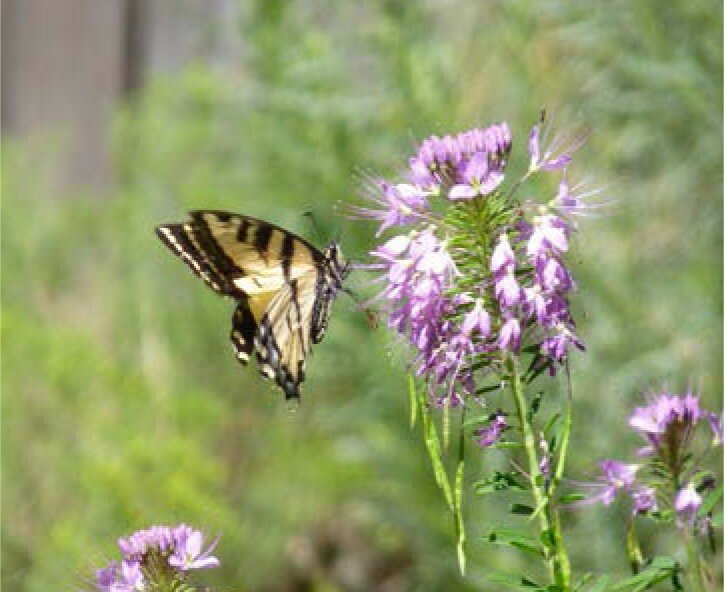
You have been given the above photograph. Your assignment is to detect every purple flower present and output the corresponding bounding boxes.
[95,560,143,592]
[409,134,462,188]
[541,325,585,363]
[528,119,585,173]
[461,299,491,337]
[350,180,428,236]
[96,562,123,592]
[599,460,639,505]
[354,119,588,400]
[674,483,702,523]
[526,214,569,257]
[629,392,703,465]
[494,271,523,308]
[707,412,723,446]
[97,523,221,591]
[168,526,220,571]
[449,151,505,200]
[550,173,605,221]
[539,435,551,478]
[490,234,516,275]
[631,486,658,514]
[498,317,521,352]
[565,460,640,509]
[475,412,507,447]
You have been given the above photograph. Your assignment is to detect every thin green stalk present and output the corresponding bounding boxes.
[546,360,573,586]
[683,529,708,592]
[507,354,570,590]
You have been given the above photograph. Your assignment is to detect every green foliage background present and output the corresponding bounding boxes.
[2,1,722,590]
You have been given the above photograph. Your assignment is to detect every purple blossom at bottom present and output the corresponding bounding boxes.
[95,524,219,592]
[632,486,658,514]
[628,391,709,469]
[674,484,702,525]
[566,460,641,512]
[707,412,723,446]
[475,412,507,447]
[168,526,220,571]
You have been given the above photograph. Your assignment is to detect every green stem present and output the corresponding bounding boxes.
[684,528,708,592]
[507,354,571,590]
[547,361,573,586]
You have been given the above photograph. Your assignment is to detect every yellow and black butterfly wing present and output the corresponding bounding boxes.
[155,210,332,399]
[255,269,321,398]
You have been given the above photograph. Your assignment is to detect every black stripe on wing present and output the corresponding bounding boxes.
[155,224,230,295]
[188,211,247,281]
[230,298,257,366]
[254,279,307,400]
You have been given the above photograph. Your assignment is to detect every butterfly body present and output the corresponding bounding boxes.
[156,211,349,400]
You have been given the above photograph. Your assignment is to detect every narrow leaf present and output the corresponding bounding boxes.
[485,529,543,557]
[494,441,525,450]
[626,519,645,574]
[454,459,466,574]
[697,484,723,517]
[474,471,528,494]
[418,388,453,509]
[408,374,417,429]
[543,413,561,437]
[486,572,542,590]
[510,503,535,516]
[558,493,587,504]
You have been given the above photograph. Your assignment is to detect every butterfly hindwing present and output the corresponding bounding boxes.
[230,298,259,366]
[156,210,347,400]
[255,269,321,398]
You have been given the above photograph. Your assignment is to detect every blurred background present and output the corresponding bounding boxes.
[1,1,722,590]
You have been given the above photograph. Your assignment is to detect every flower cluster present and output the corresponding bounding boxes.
[94,524,219,591]
[353,119,587,411]
[577,391,722,526]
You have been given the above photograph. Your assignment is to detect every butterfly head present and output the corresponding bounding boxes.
[322,241,350,287]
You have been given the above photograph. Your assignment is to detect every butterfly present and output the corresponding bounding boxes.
[155,211,350,400]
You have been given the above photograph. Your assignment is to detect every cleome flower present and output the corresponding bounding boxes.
[94,524,220,592]
[571,389,721,532]
[353,117,588,403]
[628,390,705,471]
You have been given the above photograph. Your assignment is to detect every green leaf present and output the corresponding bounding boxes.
[475,383,502,395]
[408,374,417,429]
[454,459,466,575]
[626,519,645,574]
[486,572,542,590]
[572,573,593,591]
[462,413,489,428]
[697,484,723,517]
[474,471,528,494]
[540,528,555,552]
[443,396,451,450]
[584,575,610,592]
[524,354,551,384]
[493,441,525,449]
[543,413,561,437]
[485,529,543,557]
[609,556,679,591]
[558,493,587,504]
[418,386,453,510]
[510,503,535,516]
[528,390,543,421]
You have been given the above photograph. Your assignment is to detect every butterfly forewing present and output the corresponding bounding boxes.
[156,210,342,400]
